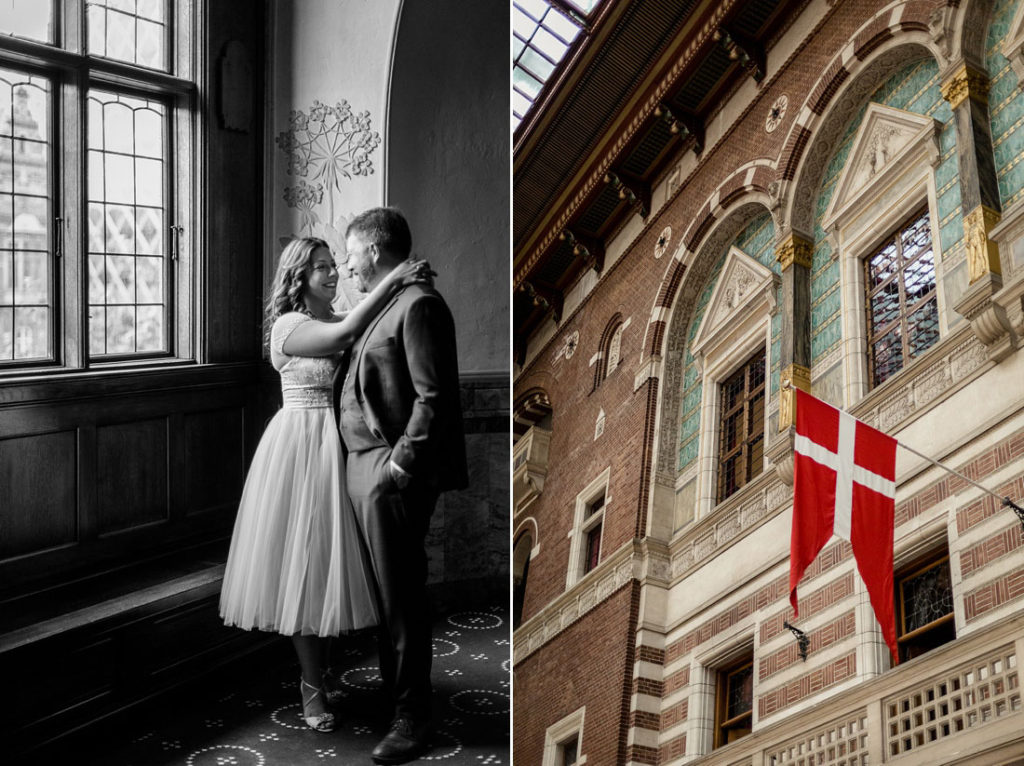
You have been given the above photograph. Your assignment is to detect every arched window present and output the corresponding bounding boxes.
[512,530,534,629]
[592,314,629,388]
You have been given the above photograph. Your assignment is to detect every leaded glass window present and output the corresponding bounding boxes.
[87,0,169,70]
[0,0,54,44]
[715,656,753,748]
[0,0,194,372]
[0,71,51,361]
[717,352,766,502]
[87,90,167,356]
[897,552,955,662]
[865,207,938,387]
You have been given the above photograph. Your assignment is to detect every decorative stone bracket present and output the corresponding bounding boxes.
[954,272,1021,362]
[766,426,796,487]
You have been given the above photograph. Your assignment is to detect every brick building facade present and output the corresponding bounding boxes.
[513,0,1024,763]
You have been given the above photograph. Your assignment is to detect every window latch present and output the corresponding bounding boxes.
[170,224,185,261]
[54,217,64,259]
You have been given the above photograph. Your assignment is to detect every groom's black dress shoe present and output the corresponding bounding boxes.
[371,716,431,764]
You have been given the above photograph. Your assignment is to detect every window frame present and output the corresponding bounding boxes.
[566,468,609,589]
[715,350,766,503]
[895,548,956,663]
[713,653,754,749]
[542,706,587,766]
[863,204,939,388]
[0,0,198,376]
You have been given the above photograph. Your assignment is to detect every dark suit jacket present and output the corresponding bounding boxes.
[340,284,468,492]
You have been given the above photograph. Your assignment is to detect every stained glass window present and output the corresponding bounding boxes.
[0,70,51,362]
[87,90,167,356]
[897,553,955,662]
[87,0,168,70]
[865,207,938,387]
[716,656,753,747]
[717,352,766,502]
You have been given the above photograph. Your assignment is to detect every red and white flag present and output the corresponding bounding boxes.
[788,388,899,663]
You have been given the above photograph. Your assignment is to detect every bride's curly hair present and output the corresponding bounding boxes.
[265,237,331,344]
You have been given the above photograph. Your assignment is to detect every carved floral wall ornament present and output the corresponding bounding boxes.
[654,226,672,258]
[276,99,382,307]
[556,330,580,361]
[765,93,788,133]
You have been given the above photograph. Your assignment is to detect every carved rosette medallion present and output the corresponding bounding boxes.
[559,330,580,360]
[765,94,788,133]
[654,226,672,259]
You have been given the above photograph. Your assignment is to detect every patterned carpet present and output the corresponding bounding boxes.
[38,604,510,766]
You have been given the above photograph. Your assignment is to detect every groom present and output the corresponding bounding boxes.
[337,207,468,764]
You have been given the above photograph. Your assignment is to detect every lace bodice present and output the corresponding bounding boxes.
[270,312,341,409]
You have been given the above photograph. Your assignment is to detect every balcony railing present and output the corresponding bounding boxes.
[513,426,551,513]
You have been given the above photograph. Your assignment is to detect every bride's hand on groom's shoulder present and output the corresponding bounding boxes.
[394,256,436,289]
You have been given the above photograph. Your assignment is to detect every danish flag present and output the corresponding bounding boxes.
[789,389,899,663]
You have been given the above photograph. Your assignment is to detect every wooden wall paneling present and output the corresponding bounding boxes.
[144,593,239,675]
[77,425,98,542]
[0,430,78,561]
[168,411,186,523]
[95,418,170,536]
[183,406,246,519]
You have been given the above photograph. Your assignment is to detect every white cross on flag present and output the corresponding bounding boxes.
[788,389,899,663]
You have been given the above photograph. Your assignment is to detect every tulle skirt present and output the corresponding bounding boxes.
[219,406,379,636]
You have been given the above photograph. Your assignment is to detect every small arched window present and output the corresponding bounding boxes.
[593,315,629,388]
[512,531,534,629]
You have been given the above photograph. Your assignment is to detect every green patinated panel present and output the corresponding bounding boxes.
[811,58,957,365]
[811,315,842,359]
[987,0,1024,207]
[811,261,840,302]
[676,211,775,473]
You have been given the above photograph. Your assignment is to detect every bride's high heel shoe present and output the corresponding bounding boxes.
[300,678,336,732]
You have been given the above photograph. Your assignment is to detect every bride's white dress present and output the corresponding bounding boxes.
[219,312,379,635]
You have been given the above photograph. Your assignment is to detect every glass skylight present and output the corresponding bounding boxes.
[513,0,602,132]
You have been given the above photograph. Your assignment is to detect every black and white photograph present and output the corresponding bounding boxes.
[1,1,508,764]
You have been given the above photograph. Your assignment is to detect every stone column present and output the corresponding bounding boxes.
[942,60,1019,359]
[767,230,813,485]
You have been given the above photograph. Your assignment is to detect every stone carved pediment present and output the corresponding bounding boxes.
[823,103,941,235]
[691,246,778,370]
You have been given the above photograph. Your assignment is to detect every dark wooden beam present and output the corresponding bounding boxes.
[603,169,651,219]
[519,279,564,323]
[714,26,766,83]
[559,229,606,273]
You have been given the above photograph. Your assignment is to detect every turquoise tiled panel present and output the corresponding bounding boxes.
[811,287,841,325]
[678,437,699,471]
[811,261,840,301]
[987,0,1024,207]
[937,183,962,220]
[680,409,701,440]
[683,359,699,389]
[682,386,701,416]
[675,212,775,472]
[810,58,953,364]
[940,214,963,253]
[934,154,958,189]
[811,316,842,359]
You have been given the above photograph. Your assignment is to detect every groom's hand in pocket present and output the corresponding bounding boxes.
[388,459,412,490]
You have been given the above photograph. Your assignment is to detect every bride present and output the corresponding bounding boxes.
[219,236,431,731]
